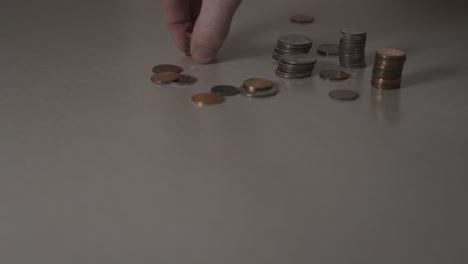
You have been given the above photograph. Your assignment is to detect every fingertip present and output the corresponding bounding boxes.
[192,46,218,64]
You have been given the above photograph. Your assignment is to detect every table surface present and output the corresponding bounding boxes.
[1,0,468,263]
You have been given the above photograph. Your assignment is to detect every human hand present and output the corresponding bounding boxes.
[162,0,243,64]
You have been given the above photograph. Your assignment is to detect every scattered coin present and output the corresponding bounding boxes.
[290,14,315,24]
[329,89,360,101]
[240,86,279,98]
[211,85,240,96]
[243,78,274,92]
[151,72,180,84]
[317,44,339,56]
[152,64,184,74]
[319,70,350,80]
[191,93,225,106]
[172,74,197,85]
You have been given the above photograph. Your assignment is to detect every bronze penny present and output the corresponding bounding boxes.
[329,89,360,101]
[172,74,197,85]
[242,78,273,92]
[151,72,180,84]
[191,93,225,106]
[152,64,184,74]
[319,70,350,81]
[290,14,315,24]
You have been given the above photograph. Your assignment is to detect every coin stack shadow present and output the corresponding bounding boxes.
[371,48,407,89]
[185,29,192,57]
[339,28,367,69]
[276,53,317,79]
[272,34,313,61]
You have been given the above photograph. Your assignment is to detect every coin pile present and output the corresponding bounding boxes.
[185,29,192,57]
[240,78,278,98]
[339,28,367,69]
[275,53,317,79]
[272,34,313,61]
[151,64,197,85]
[371,48,407,89]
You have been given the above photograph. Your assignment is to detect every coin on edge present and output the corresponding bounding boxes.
[152,64,184,74]
[329,89,360,101]
[290,14,315,24]
[242,78,273,92]
[173,74,197,85]
[191,93,225,106]
[319,70,350,81]
[211,85,240,96]
[151,72,180,84]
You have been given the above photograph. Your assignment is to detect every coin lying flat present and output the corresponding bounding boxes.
[152,64,184,74]
[211,85,239,96]
[243,78,274,92]
[240,86,279,98]
[317,44,339,56]
[290,14,315,24]
[376,48,406,60]
[172,74,197,85]
[151,72,180,84]
[329,89,360,101]
[191,93,225,106]
[319,70,350,80]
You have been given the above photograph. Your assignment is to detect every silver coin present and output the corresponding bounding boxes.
[329,89,360,101]
[275,69,312,79]
[210,85,240,96]
[340,28,367,36]
[317,44,339,55]
[281,53,317,65]
[240,86,279,98]
[278,35,313,46]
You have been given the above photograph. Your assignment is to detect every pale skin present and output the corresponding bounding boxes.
[162,0,243,64]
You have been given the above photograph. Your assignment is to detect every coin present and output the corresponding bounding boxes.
[152,64,184,74]
[339,28,367,69]
[240,86,279,98]
[172,74,197,85]
[243,78,274,92]
[273,34,313,60]
[191,93,225,106]
[319,70,350,80]
[211,85,240,96]
[329,89,360,101]
[317,44,339,56]
[376,48,406,60]
[290,14,315,24]
[151,72,180,84]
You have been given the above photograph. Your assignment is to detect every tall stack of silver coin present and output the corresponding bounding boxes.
[275,53,317,79]
[339,28,367,69]
[272,34,313,61]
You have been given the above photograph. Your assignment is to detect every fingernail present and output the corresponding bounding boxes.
[193,46,217,64]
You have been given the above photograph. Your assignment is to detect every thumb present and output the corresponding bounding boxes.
[191,0,242,64]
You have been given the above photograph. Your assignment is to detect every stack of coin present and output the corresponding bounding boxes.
[272,34,313,61]
[371,48,406,89]
[339,28,367,69]
[185,29,192,57]
[275,53,317,79]
[240,78,278,98]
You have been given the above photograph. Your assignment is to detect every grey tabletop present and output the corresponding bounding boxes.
[1,0,468,263]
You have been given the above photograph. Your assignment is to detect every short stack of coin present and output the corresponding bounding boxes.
[240,78,278,98]
[185,29,192,57]
[339,28,367,69]
[272,34,313,61]
[371,48,406,89]
[275,53,317,79]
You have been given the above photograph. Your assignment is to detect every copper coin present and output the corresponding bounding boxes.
[376,48,406,60]
[152,64,184,74]
[290,14,315,24]
[151,72,180,84]
[319,70,350,81]
[211,85,240,96]
[173,74,197,85]
[329,89,360,101]
[191,93,225,106]
[242,78,273,92]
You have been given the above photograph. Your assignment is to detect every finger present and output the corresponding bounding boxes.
[191,0,242,64]
[162,0,193,52]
